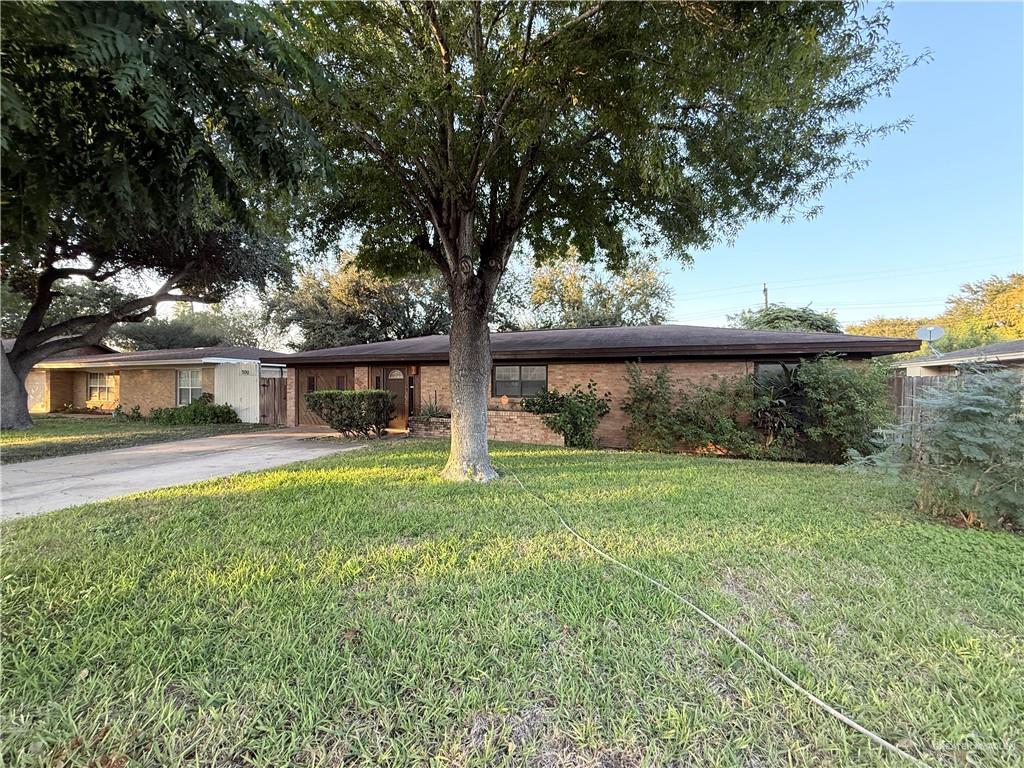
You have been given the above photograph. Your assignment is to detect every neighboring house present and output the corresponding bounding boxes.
[26,346,285,424]
[264,325,919,447]
[892,339,1024,377]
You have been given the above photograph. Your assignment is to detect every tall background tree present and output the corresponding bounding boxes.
[0,1,315,428]
[729,304,841,334]
[268,253,452,351]
[114,302,282,351]
[268,249,672,348]
[845,272,1023,353]
[294,1,908,480]
[527,252,672,329]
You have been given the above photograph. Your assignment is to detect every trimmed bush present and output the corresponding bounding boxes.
[304,389,394,437]
[150,393,240,425]
[523,381,610,448]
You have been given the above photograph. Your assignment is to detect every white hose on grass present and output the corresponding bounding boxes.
[502,467,931,767]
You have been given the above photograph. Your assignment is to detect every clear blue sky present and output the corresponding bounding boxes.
[666,1,1024,329]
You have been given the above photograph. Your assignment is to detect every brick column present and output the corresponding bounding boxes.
[286,367,298,426]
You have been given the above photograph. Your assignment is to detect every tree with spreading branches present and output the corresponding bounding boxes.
[730,303,842,334]
[528,252,673,329]
[0,1,315,429]
[306,2,909,479]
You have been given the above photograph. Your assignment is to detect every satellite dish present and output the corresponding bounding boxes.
[915,325,945,342]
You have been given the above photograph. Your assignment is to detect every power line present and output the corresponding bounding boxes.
[673,257,1015,301]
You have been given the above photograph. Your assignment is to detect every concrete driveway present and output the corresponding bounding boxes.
[0,428,364,521]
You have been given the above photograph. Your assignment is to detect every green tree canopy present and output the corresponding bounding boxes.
[730,303,841,334]
[528,253,673,329]
[114,303,277,351]
[269,254,453,351]
[845,272,1023,353]
[292,1,908,480]
[1,1,316,428]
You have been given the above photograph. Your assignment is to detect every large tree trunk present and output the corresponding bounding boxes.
[1,351,34,431]
[441,298,498,482]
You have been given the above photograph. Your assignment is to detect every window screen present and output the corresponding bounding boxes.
[87,372,114,401]
[493,365,547,398]
[177,369,203,405]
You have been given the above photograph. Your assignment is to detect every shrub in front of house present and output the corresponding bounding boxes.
[621,358,890,464]
[150,393,241,425]
[861,366,1023,530]
[305,389,394,437]
[621,366,678,452]
[790,356,890,463]
[523,381,610,448]
[112,404,144,421]
[418,401,450,419]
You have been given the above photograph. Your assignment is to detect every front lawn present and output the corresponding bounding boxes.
[0,415,274,463]
[2,442,1021,767]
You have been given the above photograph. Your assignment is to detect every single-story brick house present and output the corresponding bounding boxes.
[26,346,284,423]
[891,339,1024,377]
[264,325,920,447]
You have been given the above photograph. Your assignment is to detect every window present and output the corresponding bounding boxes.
[754,362,792,386]
[177,369,203,405]
[335,375,346,390]
[307,376,316,393]
[493,364,547,398]
[87,372,114,401]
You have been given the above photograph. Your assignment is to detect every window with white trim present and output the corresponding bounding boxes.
[87,372,114,401]
[493,364,547,398]
[177,369,203,405]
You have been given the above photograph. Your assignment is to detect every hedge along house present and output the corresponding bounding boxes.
[26,346,286,424]
[265,325,920,447]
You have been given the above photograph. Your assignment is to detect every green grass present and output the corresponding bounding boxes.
[2,442,1021,767]
[0,415,274,463]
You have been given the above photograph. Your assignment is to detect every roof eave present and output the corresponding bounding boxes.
[268,340,920,366]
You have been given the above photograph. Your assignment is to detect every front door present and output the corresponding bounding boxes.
[385,367,408,429]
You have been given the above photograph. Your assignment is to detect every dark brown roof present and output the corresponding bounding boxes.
[266,325,920,365]
[38,345,280,366]
[894,338,1024,367]
[3,339,116,357]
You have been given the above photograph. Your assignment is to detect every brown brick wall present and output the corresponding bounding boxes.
[48,370,75,411]
[409,412,563,446]
[286,367,298,426]
[119,368,177,414]
[549,360,751,448]
[419,365,450,411]
[408,360,750,448]
[285,358,756,443]
[354,366,369,390]
[202,366,215,395]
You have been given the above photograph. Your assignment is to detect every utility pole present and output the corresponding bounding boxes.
[762,283,768,309]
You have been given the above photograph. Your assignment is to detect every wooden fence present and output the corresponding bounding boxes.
[888,374,952,425]
[259,377,288,425]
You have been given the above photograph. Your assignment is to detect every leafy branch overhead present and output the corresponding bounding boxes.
[295,2,912,291]
[1,1,318,426]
